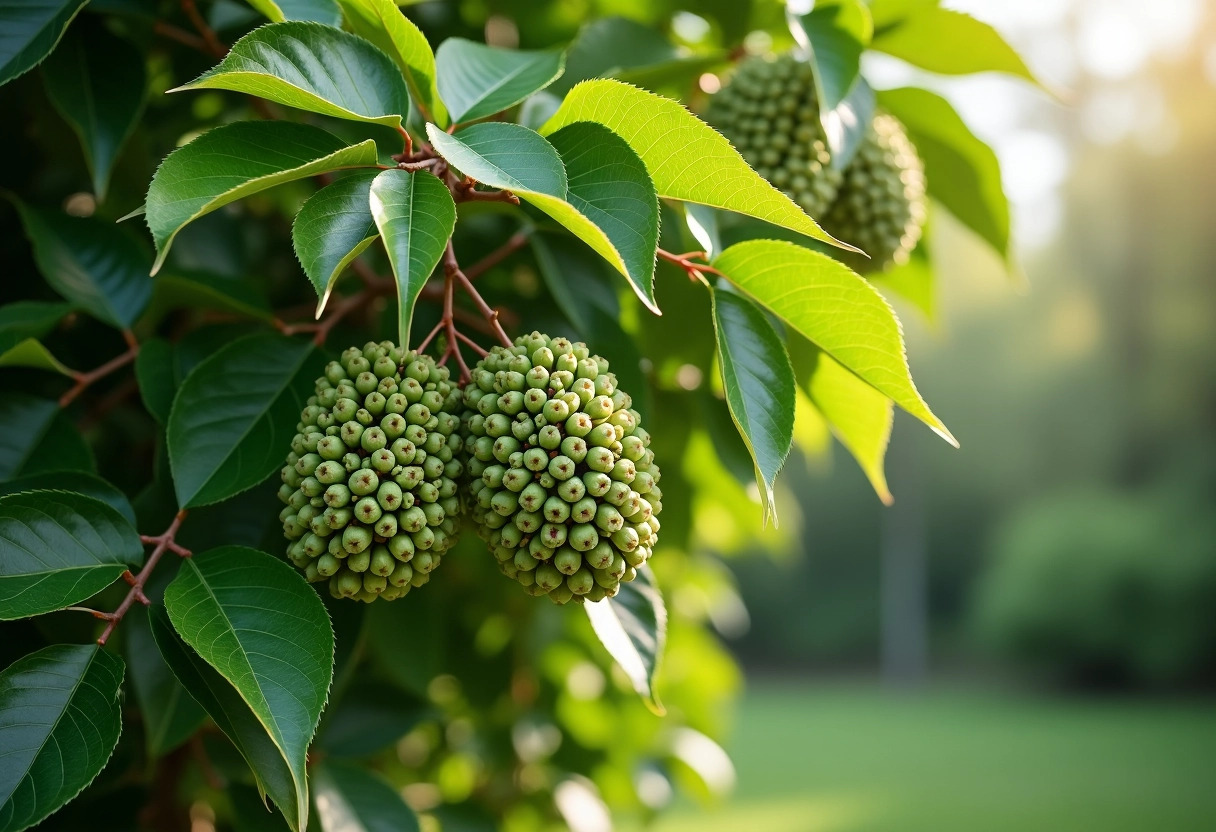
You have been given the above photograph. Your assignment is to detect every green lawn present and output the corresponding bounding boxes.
[649,681,1216,832]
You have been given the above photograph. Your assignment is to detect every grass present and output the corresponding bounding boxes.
[647,681,1216,832]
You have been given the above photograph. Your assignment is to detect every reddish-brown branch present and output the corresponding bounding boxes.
[153,20,209,53]
[657,248,724,284]
[415,319,445,354]
[60,334,140,408]
[445,242,514,350]
[458,187,520,205]
[180,0,226,57]
[97,510,191,646]
[464,229,532,281]
[454,329,489,357]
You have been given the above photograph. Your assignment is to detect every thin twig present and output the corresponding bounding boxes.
[59,334,140,408]
[657,247,724,285]
[464,229,532,281]
[180,0,226,57]
[97,510,191,646]
[446,242,514,350]
[153,20,209,53]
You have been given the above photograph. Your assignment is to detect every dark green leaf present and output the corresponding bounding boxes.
[0,644,124,832]
[338,0,445,124]
[365,589,445,697]
[368,169,456,348]
[149,605,303,830]
[150,271,274,322]
[0,490,143,620]
[168,332,320,508]
[0,0,88,87]
[145,121,379,273]
[316,683,424,758]
[163,546,334,832]
[0,339,70,375]
[247,0,341,25]
[175,22,409,129]
[549,16,676,97]
[547,122,660,311]
[878,87,1009,259]
[585,563,666,714]
[713,240,955,446]
[125,605,207,757]
[0,301,70,355]
[0,394,93,481]
[293,172,379,315]
[313,761,422,832]
[41,23,145,200]
[0,472,136,526]
[710,287,796,524]
[135,336,176,424]
[435,38,564,123]
[797,0,871,111]
[12,201,152,328]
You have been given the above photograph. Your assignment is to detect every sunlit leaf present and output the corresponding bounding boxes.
[435,38,564,123]
[585,563,666,714]
[338,0,445,123]
[795,0,872,111]
[245,0,341,25]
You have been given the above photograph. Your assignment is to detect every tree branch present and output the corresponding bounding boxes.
[59,332,140,408]
[96,510,191,646]
[657,248,723,285]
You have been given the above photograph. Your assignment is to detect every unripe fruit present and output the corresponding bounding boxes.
[278,343,461,602]
[707,52,843,219]
[461,332,662,604]
[819,113,926,273]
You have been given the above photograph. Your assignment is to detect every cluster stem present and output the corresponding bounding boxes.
[94,510,191,646]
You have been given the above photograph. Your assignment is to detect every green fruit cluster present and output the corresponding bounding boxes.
[278,342,463,603]
[461,332,662,605]
[821,113,927,273]
[707,52,842,219]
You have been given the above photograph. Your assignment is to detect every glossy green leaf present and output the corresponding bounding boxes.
[246,0,341,24]
[435,38,564,123]
[12,201,152,329]
[338,0,445,124]
[0,490,142,620]
[41,23,145,200]
[541,80,850,251]
[293,172,379,315]
[313,761,422,832]
[0,644,124,832]
[547,122,660,311]
[149,605,303,830]
[0,395,93,481]
[0,339,70,375]
[164,546,334,832]
[135,336,175,425]
[871,4,1044,89]
[0,473,136,526]
[0,301,70,354]
[174,22,410,129]
[789,335,893,504]
[145,121,379,274]
[585,563,666,714]
[713,240,955,446]
[125,605,207,757]
[368,169,456,348]
[0,0,88,87]
[549,16,676,97]
[878,87,1009,259]
[427,123,658,312]
[167,333,320,508]
[796,0,871,111]
[823,76,875,170]
[710,287,796,525]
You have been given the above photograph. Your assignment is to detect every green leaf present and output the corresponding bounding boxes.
[149,605,303,831]
[338,0,445,124]
[135,336,176,425]
[0,473,135,526]
[796,0,871,111]
[145,121,379,274]
[549,16,677,97]
[368,169,456,348]
[0,0,88,87]
[293,172,379,315]
[713,239,955,446]
[434,38,564,123]
[168,333,319,509]
[789,335,893,504]
[316,683,424,758]
[878,87,1009,259]
[0,301,70,354]
[174,22,410,130]
[871,4,1044,89]
[151,271,275,322]
[823,76,874,170]
[246,0,341,25]
[41,23,145,200]
[584,563,666,714]
[427,123,658,312]
[0,490,143,620]
[0,395,93,481]
[0,644,124,832]
[163,546,334,832]
[540,80,849,251]
[547,122,660,311]
[0,339,70,375]
[12,201,152,328]
[313,761,422,832]
[710,287,795,525]
[125,605,207,757]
